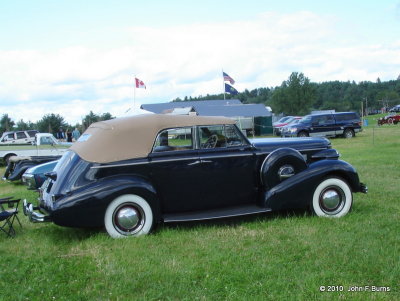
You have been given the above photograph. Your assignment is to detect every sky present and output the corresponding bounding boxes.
[1,0,400,124]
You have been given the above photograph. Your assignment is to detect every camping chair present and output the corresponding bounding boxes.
[0,197,21,237]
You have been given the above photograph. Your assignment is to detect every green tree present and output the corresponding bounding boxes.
[36,113,69,134]
[271,72,316,115]
[15,119,36,131]
[0,114,15,133]
[99,112,114,121]
[82,111,100,130]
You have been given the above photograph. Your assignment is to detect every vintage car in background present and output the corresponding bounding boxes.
[377,114,400,125]
[22,160,58,190]
[24,114,367,238]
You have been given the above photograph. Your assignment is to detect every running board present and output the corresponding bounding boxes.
[163,205,272,223]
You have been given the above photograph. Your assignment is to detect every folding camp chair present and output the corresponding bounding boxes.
[0,197,21,237]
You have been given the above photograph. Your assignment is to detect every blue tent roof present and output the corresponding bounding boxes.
[141,99,271,117]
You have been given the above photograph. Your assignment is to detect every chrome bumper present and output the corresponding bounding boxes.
[23,199,52,223]
[360,183,368,194]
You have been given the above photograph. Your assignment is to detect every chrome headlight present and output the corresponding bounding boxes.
[290,127,297,133]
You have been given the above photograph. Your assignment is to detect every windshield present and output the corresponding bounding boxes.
[277,116,291,123]
[299,115,312,124]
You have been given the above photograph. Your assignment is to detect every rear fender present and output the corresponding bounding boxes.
[51,175,160,228]
[263,159,361,211]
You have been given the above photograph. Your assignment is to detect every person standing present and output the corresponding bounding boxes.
[66,129,73,142]
[72,128,81,141]
[57,128,65,141]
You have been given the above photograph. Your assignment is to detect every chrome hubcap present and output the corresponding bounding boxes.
[113,204,145,235]
[319,186,345,214]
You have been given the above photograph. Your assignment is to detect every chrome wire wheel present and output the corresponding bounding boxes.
[312,178,353,218]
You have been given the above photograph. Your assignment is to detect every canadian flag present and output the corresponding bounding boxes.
[135,78,146,89]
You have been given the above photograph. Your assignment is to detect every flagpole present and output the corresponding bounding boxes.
[222,69,225,100]
[134,75,136,110]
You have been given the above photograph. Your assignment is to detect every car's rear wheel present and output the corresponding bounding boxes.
[343,128,355,138]
[104,194,153,238]
[388,118,394,125]
[311,177,352,218]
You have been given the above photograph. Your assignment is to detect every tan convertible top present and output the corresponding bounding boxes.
[70,114,235,163]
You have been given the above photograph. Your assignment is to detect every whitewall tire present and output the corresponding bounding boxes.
[312,178,353,218]
[104,194,153,238]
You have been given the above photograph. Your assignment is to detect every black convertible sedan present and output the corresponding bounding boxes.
[24,114,367,238]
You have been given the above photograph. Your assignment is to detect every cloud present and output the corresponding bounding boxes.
[0,11,399,124]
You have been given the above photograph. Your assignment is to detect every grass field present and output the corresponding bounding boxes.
[0,116,399,300]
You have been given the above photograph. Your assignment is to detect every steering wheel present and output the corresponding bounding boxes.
[203,134,218,149]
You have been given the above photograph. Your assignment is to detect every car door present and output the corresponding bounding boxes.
[197,125,258,210]
[149,126,203,213]
[310,115,335,137]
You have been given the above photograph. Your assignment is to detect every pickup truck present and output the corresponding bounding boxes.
[0,133,69,165]
[1,133,70,181]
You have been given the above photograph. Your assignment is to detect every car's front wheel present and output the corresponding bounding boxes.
[297,131,309,137]
[104,194,153,238]
[311,177,353,218]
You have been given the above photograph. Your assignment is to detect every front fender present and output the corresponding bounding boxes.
[51,175,160,228]
[263,159,362,211]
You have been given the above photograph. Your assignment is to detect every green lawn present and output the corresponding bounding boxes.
[0,122,399,300]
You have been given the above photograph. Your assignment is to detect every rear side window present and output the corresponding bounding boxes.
[16,132,27,139]
[153,127,193,153]
[335,113,358,121]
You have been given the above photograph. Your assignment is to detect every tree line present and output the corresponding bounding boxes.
[2,72,400,135]
[0,111,114,136]
[173,72,400,116]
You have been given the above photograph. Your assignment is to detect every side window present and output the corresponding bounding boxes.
[199,125,246,149]
[199,125,226,149]
[225,125,246,147]
[27,130,38,137]
[16,132,27,139]
[40,136,53,145]
[153,127,193,153]
[325,115,335,124]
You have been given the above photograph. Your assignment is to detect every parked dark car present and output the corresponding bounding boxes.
[282,112,362,138]
[22,160,58,190]
[24,115,367,238]
[3,156,60,182]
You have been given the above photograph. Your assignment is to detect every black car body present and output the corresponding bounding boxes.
[24,115,367,238]
[282,112,362,138]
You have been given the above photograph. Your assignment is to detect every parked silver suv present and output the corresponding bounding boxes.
[0,130,39,144]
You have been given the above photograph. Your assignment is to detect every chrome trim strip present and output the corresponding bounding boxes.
[91,161,150,169]
[164,208,272,222]
[199,152,253,159]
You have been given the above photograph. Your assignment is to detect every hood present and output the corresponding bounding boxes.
[249,137,331,153]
